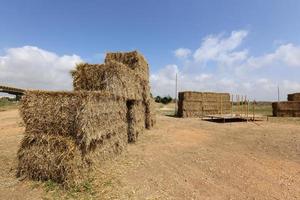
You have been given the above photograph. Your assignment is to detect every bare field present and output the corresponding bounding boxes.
[0,107,300,199]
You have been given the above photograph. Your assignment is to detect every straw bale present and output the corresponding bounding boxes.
[288,93,300,101]
[127,101,145,142]
[77,92,128,151]
[145,98,156,129]
[177,91,231,117]
[178,91,230,101]
[20,91,83,137]
[71,61,144,101]
[181,111,203,118]
[272,101,300,117]
[83,128,128,165]
[17,134,86,186]
[17,90,130,185]
[20,90,128,149]
[105,51,149,81]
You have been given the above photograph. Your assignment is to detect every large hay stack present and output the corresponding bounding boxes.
[17,51,155,186]
[177,91,231,118]
[71,51,155,129]
[273,93,300,117]
[17,91,128,185]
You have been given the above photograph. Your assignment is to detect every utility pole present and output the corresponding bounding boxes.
[175,73,178,115]
[277,85,280,103]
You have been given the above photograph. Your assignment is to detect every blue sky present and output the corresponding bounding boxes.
[1,0,300,100]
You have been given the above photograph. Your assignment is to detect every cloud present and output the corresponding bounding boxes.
[150,64,179,96]
[151,30,300,101]
[174,48,191,58]
[0,46,83,90]
[193,30,248,65]
[243,43,300,69]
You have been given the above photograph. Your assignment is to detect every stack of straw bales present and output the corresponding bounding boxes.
[71,51,155,130]
[177,91,231,118]
[17,51,155,186]
[273,93,300,117]
[17,91,128,185]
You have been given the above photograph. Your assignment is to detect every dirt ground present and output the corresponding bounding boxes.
[0,108,300,199]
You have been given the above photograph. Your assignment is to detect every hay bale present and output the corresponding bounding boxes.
[17,134,86,186]
[71,61,144,101]
[288,93,300,101]
[127,101,145,142]
[177,91,231,118]
[272,101,300,117]
[145,98,156,129]
[20,90,128,150]
[20,91,82,137]
[17,90,130,185]
[105,51,149,81]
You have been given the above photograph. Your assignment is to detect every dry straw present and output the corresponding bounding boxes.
[178,91,231,117]
[17,51,156,186]
[288,93,300,101]
[272,101,300,117]
[17,90,129,185]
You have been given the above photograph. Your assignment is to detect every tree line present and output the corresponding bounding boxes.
[154,95,173,104]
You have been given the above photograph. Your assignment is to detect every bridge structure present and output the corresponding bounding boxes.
[0,85,25,100]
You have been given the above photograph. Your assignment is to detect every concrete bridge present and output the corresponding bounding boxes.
[0,85,25,100]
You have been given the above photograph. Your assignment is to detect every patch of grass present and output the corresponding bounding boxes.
[156,102,176,116]
[40,178,97,200]
[44,180,59,192]
[0,98,19,111]
[233,102,272,116]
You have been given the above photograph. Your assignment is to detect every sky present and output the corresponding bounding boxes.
[1,0,300,100]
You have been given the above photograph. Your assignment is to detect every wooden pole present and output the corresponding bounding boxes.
[241,95,244,117]
[231,94,233,117]
[221,96,223,116]
[252,100,255,121]
[244,95,247,117]
[236,94,240,116]
[201,93,204,118]
[247,100,249,122]
[236,94,238,116]
[239,95,241,116]
[277,85,280,103]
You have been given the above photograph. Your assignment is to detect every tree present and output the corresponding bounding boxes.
[155,96,161,103]
[161,96,173,104]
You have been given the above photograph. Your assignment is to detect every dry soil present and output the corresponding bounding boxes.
[0,108,299,199]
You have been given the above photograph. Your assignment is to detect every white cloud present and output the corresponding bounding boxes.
[0,46,83,90]
[244,43,300,69]
[282,80,300,91]
[150,64,179,96]
[193,30,248,64]
[174,48,191,58]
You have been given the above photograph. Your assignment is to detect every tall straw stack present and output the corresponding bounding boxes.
[17,51,156,186]
[71,51,155,129]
